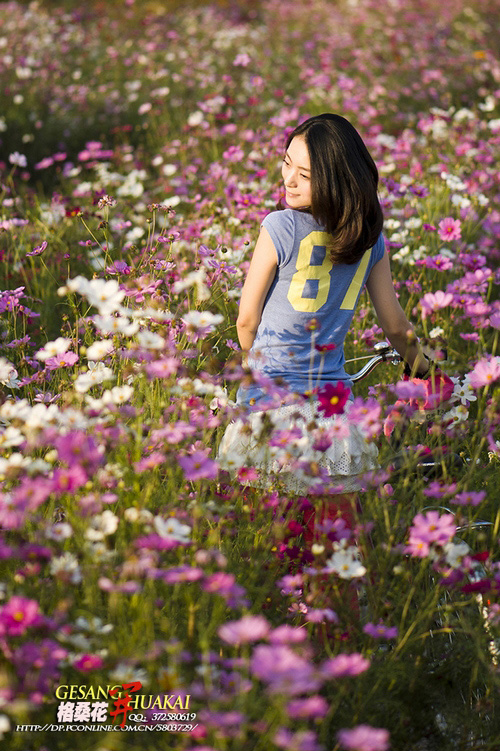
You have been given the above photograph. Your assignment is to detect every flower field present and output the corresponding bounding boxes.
[1,0,500,748]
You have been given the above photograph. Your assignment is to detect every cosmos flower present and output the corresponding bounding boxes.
[0,595,42,636]
[337,724,390,751]
[218,615,270,645]
[438,217,462,241]
[317,381,350,416]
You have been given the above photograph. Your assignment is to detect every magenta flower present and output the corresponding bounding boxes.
[250,645,320,695]
[286,696,329,719]
[49,465,88,495]
[406,510,456,558]
[490,312,500,329]
[178,450,218,480]
[0,596,42,636]
[363,621,398,640]
[422,255,453,271]
[320,653,370,678]
[317,381,351,416]
[337,724,390,751]
[452,490,486,507]
[438,217,461,241]
[268,625,308,644]
[26,241,47,257]
[54,432,104,472]
[73,654,105,671]
[134,452,166,472]
[44,351,79,370]
[274,728,322,751]
[218,615,270,645]
[468,358,500,389]
[304,608,339,624]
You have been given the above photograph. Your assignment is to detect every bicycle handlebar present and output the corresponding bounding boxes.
[348,341,402,383]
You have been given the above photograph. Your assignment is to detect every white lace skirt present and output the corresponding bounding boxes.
[217,400,379,495]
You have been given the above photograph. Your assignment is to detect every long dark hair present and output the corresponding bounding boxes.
[284,113,383,265]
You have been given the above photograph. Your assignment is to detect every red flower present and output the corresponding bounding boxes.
[317,381,350,416]
[315,342,336,353]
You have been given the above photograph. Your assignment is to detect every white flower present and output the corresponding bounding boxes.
[454,108,475,121]
[86,339,114,361]
[0,398,30,421]
[136,330,165,349]
[162,163,177,176]
[57,408,90,432]
[443,404,469,425]
[0,358,19,387]
[0,426,25,449]
[182,310,224,331]
[109,664,149,686]
[50,552,82,583]
[429,327,445,338]
[85,279,125,314]
[324,545,366,579]
[125,507,154,523]
[74,363,115,394]
[93,314,139,336]
[101,385,134,405]
[187,110,204,127]
[85,510,119,541]
[74,616,114,634]
[172,268,210,301]
[478,96,496,112]
[36,337,72,361]
[444,540,470,568]
[9,151,27,167]
[46,522,73,541]
[450,376,477,406]
[23,403,60,431]
[0,453,31,477]
[153,516,191,542]
[0,714,11,739]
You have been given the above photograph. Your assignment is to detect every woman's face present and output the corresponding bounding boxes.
[281,135,312,209]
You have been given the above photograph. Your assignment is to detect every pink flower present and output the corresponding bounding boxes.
[286,696,329,719]
[250,645,320,695]
[438,217,461,241]
[218,615,270,645]
[452,490,486,506]
[73,654,104,672]
[363,621,398,640]
[337,724,390,751]
[419,290,453,318]
[421,254,453,271]
[320,653,370,678]
[49,465,88,495]
[133,452,166,472]
[178,450,218,480]
[317,381,351,416]
[268,625,308,644]
[45,351,79,370]
[406,510,456,557]
[468,358,500,389]
[26,241,47,257]
[490,312,500,329]
[0,596,42,636]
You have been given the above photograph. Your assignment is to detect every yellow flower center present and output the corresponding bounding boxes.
[13,611,25,622]
[330,396,339,405]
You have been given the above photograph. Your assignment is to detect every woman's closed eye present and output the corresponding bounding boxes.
[283,158,309,179]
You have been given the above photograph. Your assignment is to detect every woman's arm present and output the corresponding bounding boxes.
[236,227,278,351]
[365,252,429,375]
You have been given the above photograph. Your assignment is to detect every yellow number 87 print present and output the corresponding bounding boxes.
[287,231,371,313]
